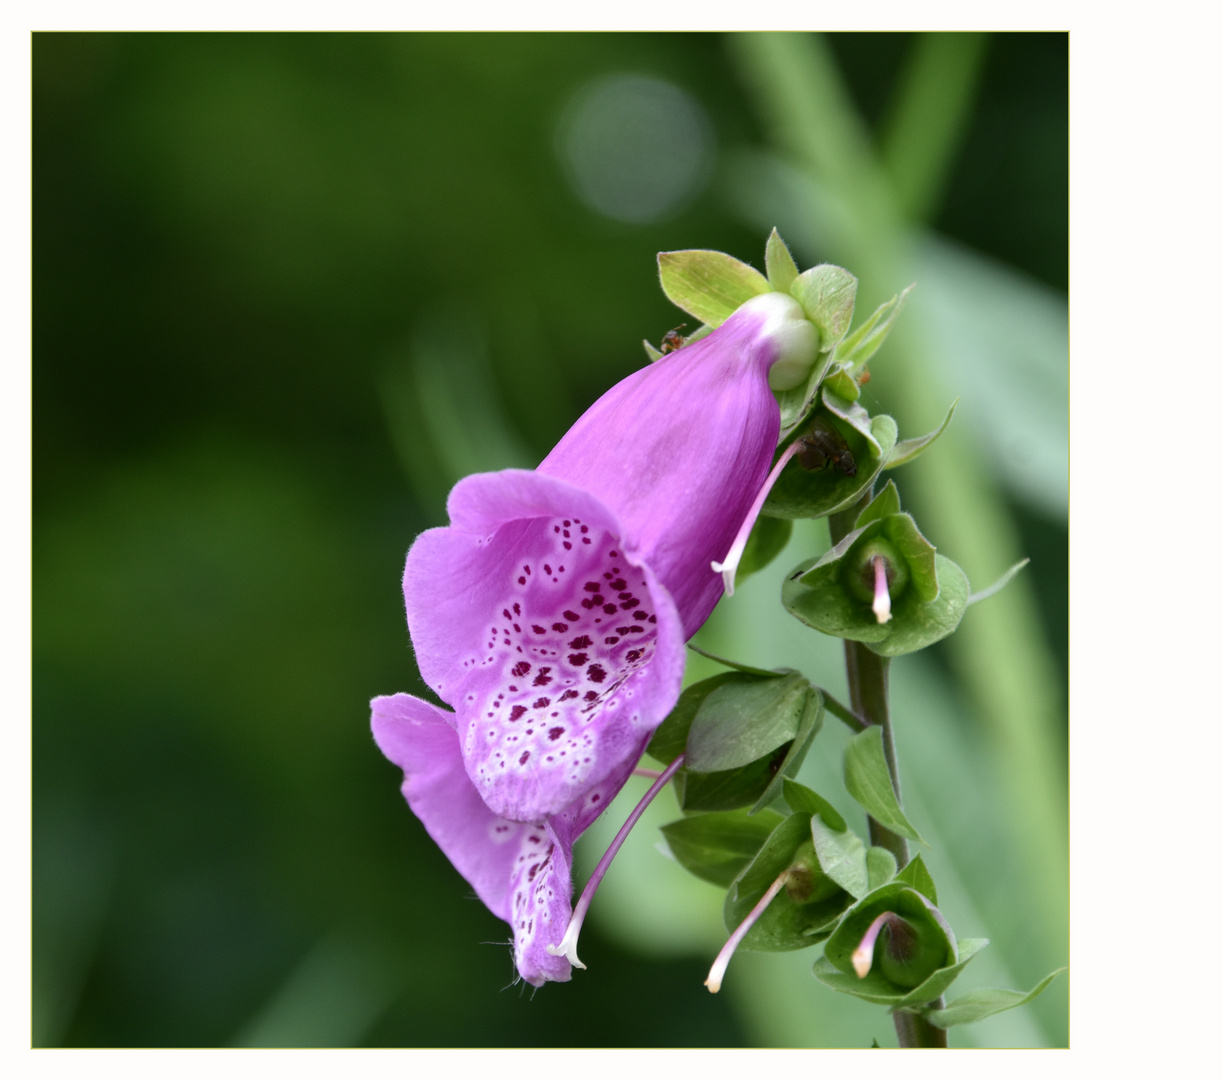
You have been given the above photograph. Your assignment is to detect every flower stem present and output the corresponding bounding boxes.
[828,500,947,1049]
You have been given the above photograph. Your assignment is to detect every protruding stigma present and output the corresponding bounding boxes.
[546,754,686,972]
[871,555,892,624]
[705,869,789,993]
[711,438,804,597]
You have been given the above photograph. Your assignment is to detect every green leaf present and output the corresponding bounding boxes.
[659,809,783,888]
[646,672,744,766]
[735,515,793,586]
[810,814,870,899]
[843,727,925,844]
[884,398,957,470]
[764,228,799,292]
[657,249,771,328]
[966,558,1030,607]
[686,672,809,773]
[834,287,912,374]
[750,689,823,813]
[866,847,897,891]
[855,480,901,528]
[923,967,1066,1028]
[762,413,897,521]
[790,264,857,349]
[781,778,846,830]
[676,753,783,813]
[894,854,938,906]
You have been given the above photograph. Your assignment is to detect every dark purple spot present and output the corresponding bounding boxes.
[560,689,579,702]
[581,598,597,609]
[552,622,569,633]
[580,525,589,533]
[563,542,572,550]
[513,623,521,632]
[584,691,599,702]
[512,661,532,678]
[626,649,643,662]
[527,862,539,881]
[548,727,565,741]
[532,667,553,686]
[583,582,601,593]
[603,604,617,615]
[563,610,580,622]
[544,564,552,575]
[569,635,592,649]
[518,576,526,585]
[563,530,570,538]
[611,578,627,590]
[513,603,521,615]
[532,625,546,635]
[532,697,551,709]
[524,566,532,575]
[568,653,588,666]
[503,608,512,618]
[587,664,607,683]
[648,614,657,623]
[604,636,620,645]
[563,520,571,527]
[509,705,527,722]
[519,751,531,765]
[609,550,619,557]
[620,599,640,610]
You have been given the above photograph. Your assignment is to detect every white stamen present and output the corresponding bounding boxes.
[704,869,789,993]
[711,439,804,597]
[871,555,892,624]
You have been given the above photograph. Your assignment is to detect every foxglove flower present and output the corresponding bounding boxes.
[372,292,818,985]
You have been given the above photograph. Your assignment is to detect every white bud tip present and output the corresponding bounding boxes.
[852,946,873,979]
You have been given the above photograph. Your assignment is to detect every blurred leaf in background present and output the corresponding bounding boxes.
[33,32,1065,1047]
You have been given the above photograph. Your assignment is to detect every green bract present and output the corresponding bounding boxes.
[722,813,852,951]
[660,808,783,888]
[782,483,970,656]
[816,882,981,1007]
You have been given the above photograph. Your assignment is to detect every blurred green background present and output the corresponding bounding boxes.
[33,32,1067,1047]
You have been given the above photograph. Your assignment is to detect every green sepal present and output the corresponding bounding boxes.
[884,399,958,470]
[855,480,902,528]
[659,808,783,888]
[646,672,744,766]
[966,558,1029,607]
[894,854,938,906]
[812,938,987,1009]
[867,847,898,891]
[821,388,882,455]
[734,515,793,587]
[781,778,846,830]
[762,413,897,521]
[834,286,912,376]
[789,264,857,350]
[642,339,664,362]
[879,514,939,603]
[685,672,810,773]
[674,755,782,813]
[821,364,861,401]
[764,228,799,292]
[657,249,771,328]
[843,726,925,844]
[774,351,837,445]
[922,967,1066,1028]
[810,812,870,899]
[723,815,852,952]
[749,688,822,814]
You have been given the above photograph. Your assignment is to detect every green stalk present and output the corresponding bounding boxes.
[828,502,946,1049]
